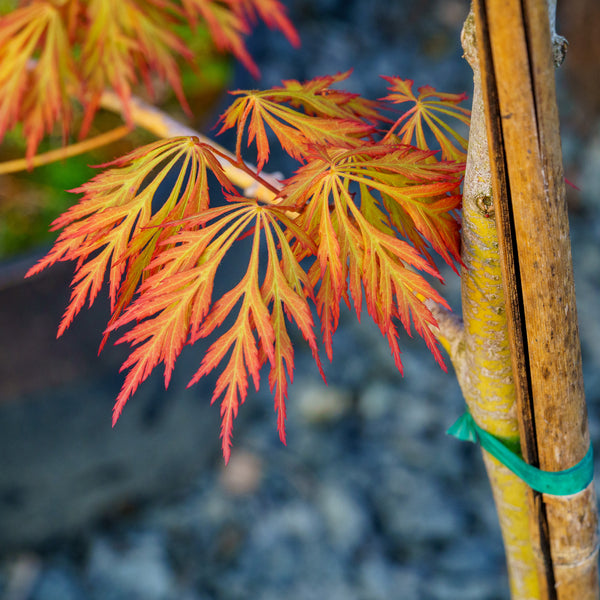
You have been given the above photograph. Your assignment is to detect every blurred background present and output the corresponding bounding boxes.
[1,1,599,599]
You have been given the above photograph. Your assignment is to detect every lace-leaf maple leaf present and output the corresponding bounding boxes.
[79,0,193,135]
[217,83,376,171]
[0,1,76,160]
[26,136,233,338]
[181,0,298,78]
[382,77,470,162]
[285,144,460,366]
[180,0,256,76]
[275,71,382,122]
[336,145,463,271]
[107,199,320,463]
[27,73,470,462]
[235,0,300,48]
[0,0,300,156]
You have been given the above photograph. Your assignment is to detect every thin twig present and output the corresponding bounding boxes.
[0,126,131,175]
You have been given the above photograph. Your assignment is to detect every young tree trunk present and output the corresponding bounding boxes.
[438,10,542,597]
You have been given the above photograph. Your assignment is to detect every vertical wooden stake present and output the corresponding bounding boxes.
[473,0,599,597]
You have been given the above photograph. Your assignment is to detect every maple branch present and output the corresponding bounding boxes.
[98,90,283,203]
[0,126,131,175]
[425,299,465,378]
[10,52,285,194]
[457,7,543,596]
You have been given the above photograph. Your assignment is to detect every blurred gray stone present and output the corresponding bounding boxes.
[0,259,222,551]
[316,483,369,555]
[87,532,174,600]
[31,567,85,600]
[377,472,464,546]
[357,556,424,600]
[423,574,504,600]
[292,380,353,424]
[358,382,397,420]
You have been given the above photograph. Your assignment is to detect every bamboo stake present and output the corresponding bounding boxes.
[474,0,599,597]
[472,3,554,595]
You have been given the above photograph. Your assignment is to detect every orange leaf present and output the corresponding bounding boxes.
[187,204,320,460]
[26,137,232,339]
[218,81,376,170]
[0,1,76,159]
[26,72,473,462]
[283,143,457,368]
[236,0,300,48]
[79,0,192,134]
[181,0,258,77]
[382,77,470,162]
[108,200,319,461]
[182,0,299,78]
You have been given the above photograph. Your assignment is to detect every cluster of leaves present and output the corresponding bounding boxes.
[0,0,298,160]
[27,72,470,461]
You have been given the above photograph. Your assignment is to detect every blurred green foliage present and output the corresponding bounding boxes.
[0,140,96,257]
[0,16,232,260]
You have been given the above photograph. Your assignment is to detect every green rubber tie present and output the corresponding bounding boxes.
[448,410,594,496]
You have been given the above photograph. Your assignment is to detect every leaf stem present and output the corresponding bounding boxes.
[209,146,283,201]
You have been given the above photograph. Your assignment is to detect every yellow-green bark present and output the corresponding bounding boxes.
[437,11,541,598]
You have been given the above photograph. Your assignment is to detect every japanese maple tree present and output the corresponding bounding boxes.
[3,1,596,599]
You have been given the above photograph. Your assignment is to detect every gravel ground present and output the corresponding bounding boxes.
[1,1,600,599]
